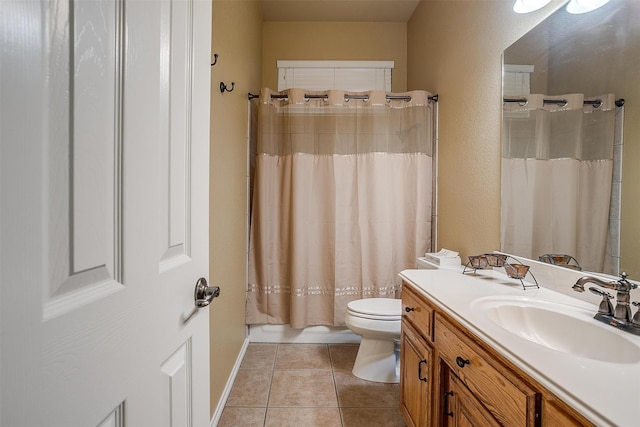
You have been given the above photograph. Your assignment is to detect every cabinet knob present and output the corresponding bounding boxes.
[405,306,415,312]
[456,356,470,368]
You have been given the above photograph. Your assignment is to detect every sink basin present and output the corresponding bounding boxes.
[471,296,640,364]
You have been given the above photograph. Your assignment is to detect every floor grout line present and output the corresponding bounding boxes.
[262,344,278,426]
[327,344,345,426]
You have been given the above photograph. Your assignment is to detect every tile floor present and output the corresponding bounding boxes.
[217,343,406,427]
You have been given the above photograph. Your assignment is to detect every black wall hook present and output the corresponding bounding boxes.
[211,53,218,66]
[220,82,235,93]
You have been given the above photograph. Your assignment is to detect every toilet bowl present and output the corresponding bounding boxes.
[345,298,402,383]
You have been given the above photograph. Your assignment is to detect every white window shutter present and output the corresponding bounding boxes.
[277,60,393,92]
[503,64,534,96]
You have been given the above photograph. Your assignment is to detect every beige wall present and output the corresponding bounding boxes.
[209,0,262,417]
[262,22,407,91]
[406,0,565,262]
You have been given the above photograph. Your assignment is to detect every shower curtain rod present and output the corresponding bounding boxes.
[503,97,625,108]
[247,92,439,103]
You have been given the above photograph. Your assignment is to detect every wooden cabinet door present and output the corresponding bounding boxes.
[544,399,594,426]
[400,321,433,427]
[445,372,501,427]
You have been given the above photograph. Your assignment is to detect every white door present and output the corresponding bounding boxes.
[0,0,212,426]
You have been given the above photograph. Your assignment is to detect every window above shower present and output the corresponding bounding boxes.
[277,60,394,92]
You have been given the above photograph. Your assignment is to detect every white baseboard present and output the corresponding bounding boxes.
[210,337,251,427]
[248,324,360,344]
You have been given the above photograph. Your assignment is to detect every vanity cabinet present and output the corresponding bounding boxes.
[400,285,435,427]
[436,314,539,426]
[400,280,596,427]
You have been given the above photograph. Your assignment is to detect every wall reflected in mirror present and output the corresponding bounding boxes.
[501,0,640,280]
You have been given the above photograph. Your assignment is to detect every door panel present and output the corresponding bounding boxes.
[97,403,126,427]
[1,0,212,426]
[161,340,193,426]
[159,0,194,268]
[44,0,124,317]
[69,0,121,275]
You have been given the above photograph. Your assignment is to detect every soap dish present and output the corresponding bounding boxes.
[505,263,529,279]
[463,253,507,272]
[468,255,488,270]
[504,262,539,290]
[538,253,582,271]
[462,253,540,290]
[485,253,508,267]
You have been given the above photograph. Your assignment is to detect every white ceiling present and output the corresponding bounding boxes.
[260,0,421,22]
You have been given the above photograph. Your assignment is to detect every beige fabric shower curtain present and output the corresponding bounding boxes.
[247,88,434,328]
[501,93,616,273]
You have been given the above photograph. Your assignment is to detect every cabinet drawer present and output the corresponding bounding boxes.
[402,284,434,341]
[435,314,538,426]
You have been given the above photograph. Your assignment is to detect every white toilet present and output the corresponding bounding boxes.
[345,298,402,383]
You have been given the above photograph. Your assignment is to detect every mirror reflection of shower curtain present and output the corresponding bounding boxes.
[501,94,617,274]
[247,88,434,328]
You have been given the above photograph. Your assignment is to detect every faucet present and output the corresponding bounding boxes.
[573,273,640,334]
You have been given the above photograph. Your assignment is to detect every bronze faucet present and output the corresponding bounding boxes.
[573,273,640,334]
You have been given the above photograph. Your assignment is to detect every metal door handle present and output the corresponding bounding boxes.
[194,278,220,308]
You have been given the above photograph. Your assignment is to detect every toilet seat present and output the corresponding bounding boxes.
[347,298,401,321]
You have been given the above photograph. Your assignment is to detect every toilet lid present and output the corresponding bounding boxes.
[347,298,401,318]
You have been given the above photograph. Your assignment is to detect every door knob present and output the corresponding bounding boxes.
[194,278,220,308]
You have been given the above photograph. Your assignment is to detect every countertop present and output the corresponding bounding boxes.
[399,268,640,427]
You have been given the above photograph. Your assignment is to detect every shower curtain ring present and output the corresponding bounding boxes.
[220,82,235,93]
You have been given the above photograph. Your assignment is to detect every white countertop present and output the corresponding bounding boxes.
[399,268,640,427]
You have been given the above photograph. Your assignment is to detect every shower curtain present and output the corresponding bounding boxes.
[501,93,616,273]
[247,88,434,328]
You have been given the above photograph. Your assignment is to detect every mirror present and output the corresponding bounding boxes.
[501,0,640,279]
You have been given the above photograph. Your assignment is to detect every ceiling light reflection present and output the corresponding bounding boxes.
[513,0,553,14]
[566,0,611,14]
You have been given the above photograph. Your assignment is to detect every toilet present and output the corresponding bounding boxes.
[345,298,402,383]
